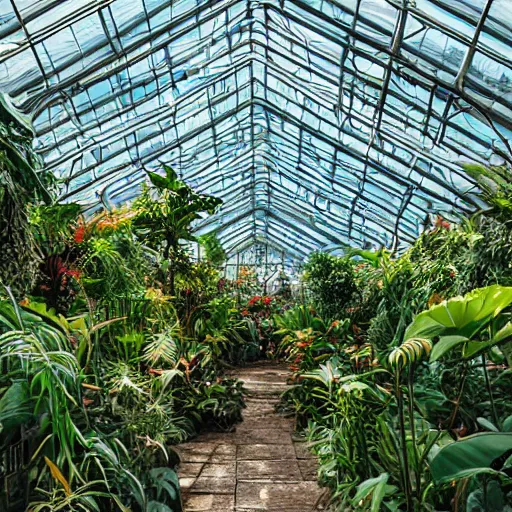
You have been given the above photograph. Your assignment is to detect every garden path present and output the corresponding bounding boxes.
[176,362,328,511]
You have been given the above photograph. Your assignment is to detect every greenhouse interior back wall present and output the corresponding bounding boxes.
[0,0,511,511]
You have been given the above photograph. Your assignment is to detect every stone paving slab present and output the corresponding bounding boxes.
[192,476,236,494]
[298,459,320,481]
[183,493,235,511]
[293,441,317,460]
[178,362,326,511]
[176,442,236,462]
[235,417,294,431]
[244,397,281,408]
[179,462,203,478]
[201,462,236,477]
[237,444,297,460]
[236,481,324,510]
[233,428,294,445]
[237,460,302,481]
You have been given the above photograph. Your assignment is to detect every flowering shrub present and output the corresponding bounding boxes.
[247,295,273,311]
[229,266,261,298]
[274,305,352,373]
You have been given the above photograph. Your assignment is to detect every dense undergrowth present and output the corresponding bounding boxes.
[272,163,512,511]
[1,102,512,512]
[0,110,274,511]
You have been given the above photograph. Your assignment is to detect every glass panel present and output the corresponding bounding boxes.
[0,0,510,264]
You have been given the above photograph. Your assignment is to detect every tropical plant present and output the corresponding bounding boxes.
[275,308,351,372]
[193,297,258,365]
[198,233,226,267]
[0,100,53,297]
[132,165,222,295]
[303,252,357,319]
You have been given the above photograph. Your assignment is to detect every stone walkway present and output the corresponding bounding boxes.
[176,362,327,511]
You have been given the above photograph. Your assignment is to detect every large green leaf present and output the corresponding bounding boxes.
[405,285,512,341]
[147,502,174,512]
[352,473,397,511]
[466,481,512,512]
[162,163,178,183]
[0,381,32,431]
[430,335,468,362]
[147,171,172,191]
[149,467,180,501]
[430,432,512,484]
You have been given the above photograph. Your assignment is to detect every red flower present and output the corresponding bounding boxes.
[263,296,272,305]
[74,224,86,244]
[65,268,81,280]
[248,295,262,307]
[241,308,250,316]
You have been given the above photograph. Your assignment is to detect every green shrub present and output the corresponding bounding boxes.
[303,252,357,319]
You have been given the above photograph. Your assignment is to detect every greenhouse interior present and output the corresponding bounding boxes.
[0,0,511,510]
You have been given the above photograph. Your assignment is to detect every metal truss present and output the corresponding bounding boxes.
[0,0,510,264]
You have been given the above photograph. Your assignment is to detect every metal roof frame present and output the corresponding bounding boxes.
[0,0,510,264]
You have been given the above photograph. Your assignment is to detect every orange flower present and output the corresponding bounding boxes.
[96,219,115,231]
[434,215,450,230]
[74,224,86,244]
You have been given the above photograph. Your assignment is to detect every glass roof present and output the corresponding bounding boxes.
[0,0,511,261]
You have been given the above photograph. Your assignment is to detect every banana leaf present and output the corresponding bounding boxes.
[430,432,512,484]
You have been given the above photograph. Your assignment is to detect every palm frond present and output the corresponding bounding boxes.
[143,327,179,366]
